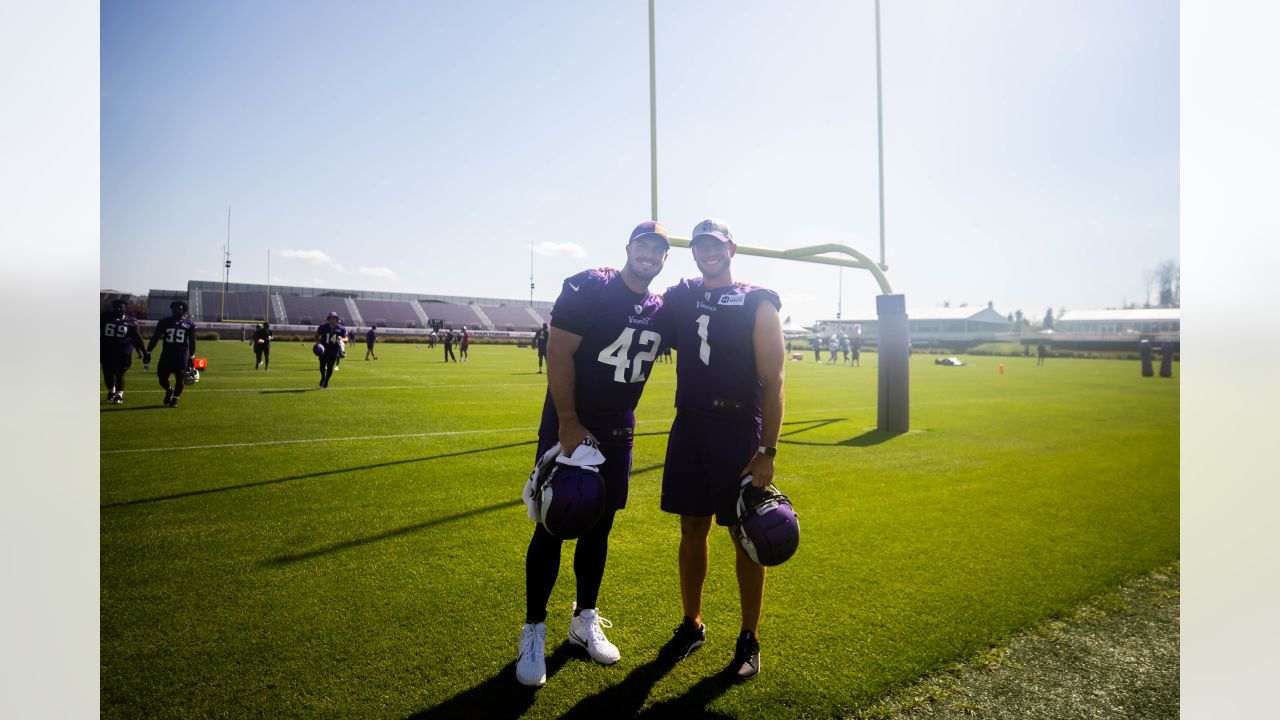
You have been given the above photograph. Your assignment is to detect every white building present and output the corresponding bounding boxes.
[813,305,1010,347]
[1052,308,1180,342]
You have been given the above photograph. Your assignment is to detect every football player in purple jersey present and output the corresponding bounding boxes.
[658,217,786,681]
[515,220,672,688]
[315,311,347,388]
[100,299,147,404]
[146,300,198,408]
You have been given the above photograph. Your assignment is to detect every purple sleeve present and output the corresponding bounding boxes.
[549,270,602,336]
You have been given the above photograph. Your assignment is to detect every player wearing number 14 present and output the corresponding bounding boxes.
[516,220,672,688]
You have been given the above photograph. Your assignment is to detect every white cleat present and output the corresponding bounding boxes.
[568,605,621,665]
[516,622,547,687]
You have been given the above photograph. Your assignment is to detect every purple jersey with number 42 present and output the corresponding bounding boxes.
[540,268,668,431]
[663,278,781,425]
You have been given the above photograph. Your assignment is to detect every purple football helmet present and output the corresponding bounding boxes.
[312,342,325,357]
[733,477,799,566]
[535,463,607,539]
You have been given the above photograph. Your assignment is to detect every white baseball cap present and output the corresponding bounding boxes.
[691,217,734,245]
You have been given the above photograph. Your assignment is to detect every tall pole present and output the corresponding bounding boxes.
[648,0,659,221]
[529,244,535,306]
[874,0,887,271]
[220,207,231,321]
[837,268,843,320]
[265,249,271,322]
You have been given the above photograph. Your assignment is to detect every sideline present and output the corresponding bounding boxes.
[854,563,1180,719]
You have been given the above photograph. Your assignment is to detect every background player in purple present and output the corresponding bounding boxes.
[515,220,672,688]
[659,217,786,681]
[364,325,378,360]
[100,298,147,404]
[146,300,198,408]
[534,323,550,373]
[315,311,347,388]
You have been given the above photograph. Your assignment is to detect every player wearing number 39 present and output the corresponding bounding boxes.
[146,300,198,408]
[515,220,672,687]
[659,217,785,681]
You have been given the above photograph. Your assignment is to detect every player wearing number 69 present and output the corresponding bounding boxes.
[514,220,672,688]
[659,217,785,682]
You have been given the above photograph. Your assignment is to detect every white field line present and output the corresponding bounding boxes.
[102,386,1141,456]
[99,407,867,455]
[106,381,560,394]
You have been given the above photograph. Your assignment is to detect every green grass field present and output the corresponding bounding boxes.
[100,341,1178,719]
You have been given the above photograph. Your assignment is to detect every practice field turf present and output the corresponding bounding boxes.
[100,341,1178,719]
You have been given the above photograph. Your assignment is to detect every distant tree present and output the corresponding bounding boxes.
[1042,307,1054,329]
[1155,260,1180,307]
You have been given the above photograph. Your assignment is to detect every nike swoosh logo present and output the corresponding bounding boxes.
[568,283,580,291]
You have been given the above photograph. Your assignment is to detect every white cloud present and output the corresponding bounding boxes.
[530,241,587,259]
[311,277,326,286]
[358,266,399,282]
[280,249,344,271]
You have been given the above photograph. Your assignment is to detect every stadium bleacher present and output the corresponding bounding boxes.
[481,305,544,331]
[420,301,485,329]
[280,295,352,327]
[199,292,272,322]
[353,298,421,328]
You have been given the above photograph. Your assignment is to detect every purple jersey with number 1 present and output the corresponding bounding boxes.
[663,277,781,426]
[538,268,668,433]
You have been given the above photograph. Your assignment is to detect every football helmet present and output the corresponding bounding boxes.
[312,342,326,357]
[535,462,607,539]
[184,367,200,383]
[733,477,799,566]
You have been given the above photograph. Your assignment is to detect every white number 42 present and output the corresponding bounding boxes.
[598,328,662,383]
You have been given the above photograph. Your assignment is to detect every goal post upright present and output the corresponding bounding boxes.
[649,2,908,433]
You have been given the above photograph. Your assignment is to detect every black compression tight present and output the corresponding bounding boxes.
[524,509,617,624]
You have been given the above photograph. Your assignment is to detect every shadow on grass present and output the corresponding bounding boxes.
[100,405,169,412]
[262,499,521,565]
[634,668,738,719]
[100,438,538,509]
[558,635,739,718]
[782,427,905,448]
[259,388,317,394]
[403,644,574,720]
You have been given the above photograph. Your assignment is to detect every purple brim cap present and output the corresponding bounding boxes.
[629,220,670,248]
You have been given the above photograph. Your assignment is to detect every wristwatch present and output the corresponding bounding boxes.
[757,445,777,458]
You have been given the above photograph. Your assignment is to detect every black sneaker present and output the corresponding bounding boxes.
[163,389,174,406]
[660,617,706,661]
[169,395,179,408]
[728,631,760,681]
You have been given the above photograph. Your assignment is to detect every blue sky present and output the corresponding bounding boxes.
[101,0,1178,326]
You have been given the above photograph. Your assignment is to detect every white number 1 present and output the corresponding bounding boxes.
[696,314,711,365]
